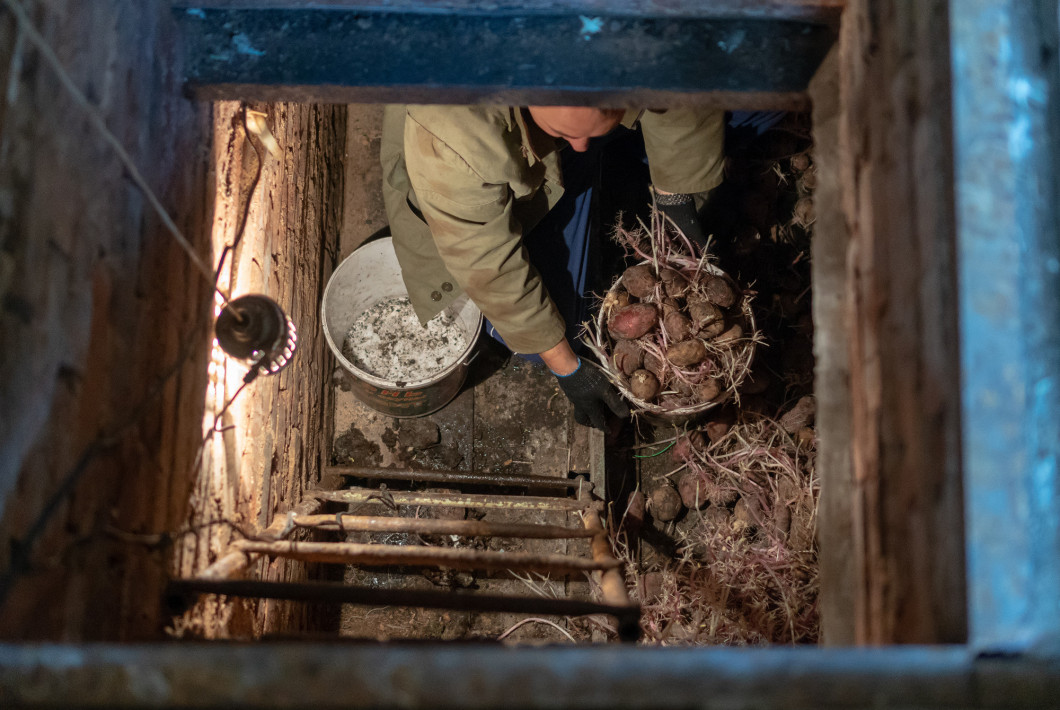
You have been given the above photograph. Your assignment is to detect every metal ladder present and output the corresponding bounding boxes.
[168,435,639,641]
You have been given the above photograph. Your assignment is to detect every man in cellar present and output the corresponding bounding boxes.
[381,104,724,430]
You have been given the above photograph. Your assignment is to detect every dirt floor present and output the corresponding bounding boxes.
[326,112,818,645]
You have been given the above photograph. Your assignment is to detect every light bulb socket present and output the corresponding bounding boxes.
[215,294,298,380]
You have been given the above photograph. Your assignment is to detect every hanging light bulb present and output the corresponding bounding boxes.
[214,294,298,383]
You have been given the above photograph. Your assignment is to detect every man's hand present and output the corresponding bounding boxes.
[655,190,707,251]
[553,358,630,430]
[540,336,628,431]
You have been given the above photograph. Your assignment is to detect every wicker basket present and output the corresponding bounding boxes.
[586,260,757,425]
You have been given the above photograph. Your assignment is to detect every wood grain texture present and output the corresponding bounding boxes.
[815,0,966,644]
[808,45,856,646]
[0,0,214,640]
[0,1,344,639]
[181,101,344,638]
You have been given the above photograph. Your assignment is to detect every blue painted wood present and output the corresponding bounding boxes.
[2,642,1060,707]
[173,6,836,103]
[951,0,1060,651]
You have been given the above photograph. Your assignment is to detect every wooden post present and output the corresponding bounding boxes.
[810,0,967,644]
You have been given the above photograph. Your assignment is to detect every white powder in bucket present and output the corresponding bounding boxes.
[342,296,468,382]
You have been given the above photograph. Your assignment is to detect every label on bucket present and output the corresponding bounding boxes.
[353,369,466,419]
[376,388,425,401]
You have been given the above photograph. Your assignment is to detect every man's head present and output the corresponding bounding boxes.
[527,106,624,152]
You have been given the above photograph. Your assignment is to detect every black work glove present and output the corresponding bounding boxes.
[554,358,630,430]
[655,191,707,251]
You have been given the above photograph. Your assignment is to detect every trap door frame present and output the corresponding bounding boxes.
[5,0,1060,707]
[166,0,1059,658]
[170,0,1058,666]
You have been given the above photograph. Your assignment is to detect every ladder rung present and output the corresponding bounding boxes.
[311,487,590,512]
[166,578,640,640]
[324,464,588,491]
[291,513,594,539]
[236,540,621,575]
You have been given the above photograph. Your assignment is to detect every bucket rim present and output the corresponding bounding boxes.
[321,237,483,389]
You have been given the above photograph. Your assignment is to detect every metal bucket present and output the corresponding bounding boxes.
[322,237,482,418]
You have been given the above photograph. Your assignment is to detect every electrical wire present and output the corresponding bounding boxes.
[1,0,231,305]
[633,441,675,459]
[213,107,265,285]
[497,617,578,643]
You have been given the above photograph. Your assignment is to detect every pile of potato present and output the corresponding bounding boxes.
[601,261,750,412]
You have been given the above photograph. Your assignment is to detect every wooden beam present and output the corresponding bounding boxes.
[951,0,1060,651]
[813,0,967,644]
[173,5,837,106]
[808,44,856,646]
[2,643,1059,708]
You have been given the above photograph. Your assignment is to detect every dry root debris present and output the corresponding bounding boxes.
[617,413,819,645]
[603,132,820,646]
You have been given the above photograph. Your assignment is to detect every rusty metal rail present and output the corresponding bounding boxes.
[197,499,323,581]
[291,513,594,539]
[325,464,589,491]
[312,487,591,512]
[165,579,640,636]
[236,539,619,575]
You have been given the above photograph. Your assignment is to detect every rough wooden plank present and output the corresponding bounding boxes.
[569,422,592,474]
[807,46,855,646]
[824,0,966,644]
[0,0,214,640]
[174,7,835,105]
[0,0,344,639]
[340,104,387,253]
[220,101,344,637]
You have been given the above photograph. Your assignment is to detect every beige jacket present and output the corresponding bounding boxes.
[381,104,724,354]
